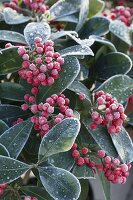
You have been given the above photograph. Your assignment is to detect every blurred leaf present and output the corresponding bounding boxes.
[0,82,25,101]
[48,151,74,171]
[0,47,22,75]
[72,164,95,179]
[109,20,132,46]
[0,156,30,184]
[37,56,80,103]
[76,0,89,32]
[98,171,111,200]
[79,179,89,200]
[0,144,10,157]
[127,112,133,126]
[0,30,26,44]
[88,0,105,18]
[49,0,81,20]
[24,22,51,47]
[38,118,80,162]
[3,7,31,24]
[110,127,133,163]
[80,16,110,38]
[39,166,81,200]
[0,120,33,159]
[21,186,53,200]
[0,105,30,126]
[82,118,118,158]
[96,75,133,104]
[94,52,132,81]
[0,120,9,135]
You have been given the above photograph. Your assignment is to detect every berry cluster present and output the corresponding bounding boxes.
[24,196,38,200]
[103,6,133,26]
[18,37,64,87]
[0,184,8,196]
[90,90,125,134]
[21,94,74,136]
[97,150,131,184]
[4,0,48,14]
[71,143,96,171]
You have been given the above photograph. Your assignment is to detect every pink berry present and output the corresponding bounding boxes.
[107,125,116,134]
[0,188,4,196]
[76,157,84,166]
[88,161,95,168]
[34,37,42,43]
[21,103,28,111]
[22,54,29,60]
[47,77,54,85]
[105,156,111,163]
[31,87,38,95]
[81,147,88,155]
[71,143,77,150]
[90,123,97,130]
[65,109,73,117]
[54,118,62,124]
[97,150,105,158]
[121,164,128,173]
[40,64,47,72]
[18,47,26,56]
[72,150,80,158]
[92,111,99,120]
[31,104,38,113]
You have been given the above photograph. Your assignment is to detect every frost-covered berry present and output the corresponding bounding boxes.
[97,150,105,158]
[76,157,84,166]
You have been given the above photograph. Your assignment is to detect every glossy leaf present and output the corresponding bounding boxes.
[39,166,81,200]
[0,120,33,159]
[82,118,118,158]
[21,186,53,200]
[0,120,9,136]
[38,118,80,162]
[50,30,78,41]
[0,30,26,44]
[72,164,95,179]
[0,156,30,184]
[96,75,133,104]
[0,105,30,126]
[89,0,105,17]
[98,171,111,200]
[37,56,80,103]
[24,22,51,47]
[110,127,133,163]
[94,52,132,81]
[109,20,132,46]
[3,8,31,24]
[0,82,25,101]
[76,0,89,32]
[48,151,74,171]
[0,47,22,75]
[80,16,110,38]
[60,45,94,57]
[55,14,78,23]
[0,144,10,157]
[49,0,81,20]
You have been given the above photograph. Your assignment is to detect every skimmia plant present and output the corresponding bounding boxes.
[0,0,133,199]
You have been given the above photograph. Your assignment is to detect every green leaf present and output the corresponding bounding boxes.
[3,7,31,24]
[55,15,78,23]
[39,166,81,200]
[0,156,30,184]
[37,56,80,103]
[88,0,105,18]
[82,118,118,158]
[98,171,111,200]
[49,0,81,20]
[0,82,25,101]
[79,180,89,200]
[0,30,26,44]
[94,52,132,81]
[0,144,10,157]
[50,30,78,41]
[96,75,133,104]
[80,16,110,38]
[38,118,80,162]
[68,80,91,102]
[19,78,33,94]
[89,35,117,52]
[127,112,133,126]
[110,127,133,163]
[0,120,33,159]
[72,164,95,179]
[0,120,9,136]
[109,20,132,46]
[48,151,74,171]
[21,186,53,200]
[76,0,89,32]
[0,47,22,75]
[24,22,51,47]
[0,105,30,126]
[60,45,94,57]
